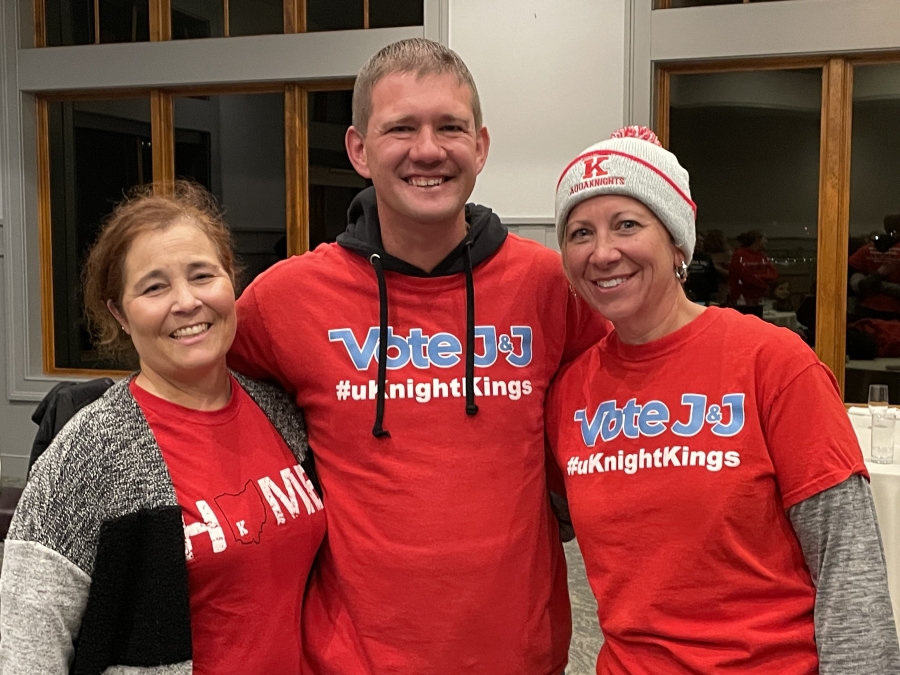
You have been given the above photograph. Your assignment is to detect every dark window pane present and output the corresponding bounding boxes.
[845,63,900,402]
[309,88,353,126]
[307,90,369,248]
[97,0,149,43]
[48,98,152,370]
[668,69,820,348]
[171,0,224,39]
[175,127,212,190]
[230,0,284,36]
[45,0,94,46]
[369,0,423,28]
[174,93,287,288]
[306,0,363,32]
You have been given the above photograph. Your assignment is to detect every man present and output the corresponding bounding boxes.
[229,38,608,675]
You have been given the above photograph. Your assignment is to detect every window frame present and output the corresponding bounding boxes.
[648,0,900,403]
[656,53,900,400]
[2,0,443,400]
[32,0,413,46]
[655,56,846,384]
[35,79,356,377]
[36,89,157,378]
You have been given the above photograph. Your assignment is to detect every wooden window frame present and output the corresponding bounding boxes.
[287,0,376,33]
[36,78,354,376]
[36,88,157,377]
[33,0,169,46]
[656,53,900,400]
[34,0,380,45]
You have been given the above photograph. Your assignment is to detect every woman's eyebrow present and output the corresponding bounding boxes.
[132,269,165,288]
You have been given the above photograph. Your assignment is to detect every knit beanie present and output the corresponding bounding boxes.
[555,126,697,263]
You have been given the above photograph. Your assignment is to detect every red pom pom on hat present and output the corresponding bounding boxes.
[609,125,662,147]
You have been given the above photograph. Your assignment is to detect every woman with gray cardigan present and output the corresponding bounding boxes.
[0,182,325,675]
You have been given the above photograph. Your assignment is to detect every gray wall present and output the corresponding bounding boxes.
[0,210,41,480]
[0,301,36,482]
[0,4,40,481]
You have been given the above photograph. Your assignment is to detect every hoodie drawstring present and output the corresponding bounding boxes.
[368,245,479,439]
[369,254,391,438]
[463,241,479,416]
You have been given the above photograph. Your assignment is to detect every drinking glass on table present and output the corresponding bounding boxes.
[869,384,895,464]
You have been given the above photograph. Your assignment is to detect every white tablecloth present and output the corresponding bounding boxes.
[867,460,900,642]
[761,309,802,331]
[848,407,900,640]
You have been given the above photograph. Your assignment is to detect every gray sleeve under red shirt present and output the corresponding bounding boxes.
[788,474,900,674]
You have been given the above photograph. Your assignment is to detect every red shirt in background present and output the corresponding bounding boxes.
[131,377,326,675]
[849,241,900,315]
[728,246,779,304]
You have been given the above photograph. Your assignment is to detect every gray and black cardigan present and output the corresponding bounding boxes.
[0,374,311,675]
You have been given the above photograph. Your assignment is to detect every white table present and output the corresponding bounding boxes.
[866,460,900,642]
[849,408,900,640]
[761,309,802,331]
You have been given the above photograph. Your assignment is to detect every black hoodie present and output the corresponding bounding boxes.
[336,186,508,438]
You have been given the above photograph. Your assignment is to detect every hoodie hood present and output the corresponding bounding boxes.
[337,186,508,276]
[336,186,508,438]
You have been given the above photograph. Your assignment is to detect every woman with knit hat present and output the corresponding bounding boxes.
[547,127,900,675]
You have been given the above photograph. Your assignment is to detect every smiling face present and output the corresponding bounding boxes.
[774,281,791,300]
[345,71,489,233]
[563,194,686,340]
[108,219,236,388]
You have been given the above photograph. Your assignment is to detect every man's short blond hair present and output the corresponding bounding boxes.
[352,38,483,135]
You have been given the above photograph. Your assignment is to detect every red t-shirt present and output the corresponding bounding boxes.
[547,307,867,675]
[229,237,609,675]
[131,377,326,675]
[849,241,900,314]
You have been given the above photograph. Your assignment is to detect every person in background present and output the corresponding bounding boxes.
[548,126,899,675]
[702,228,731,304]
[849,213,900,320]
[684,232,718,304]
[0,182,324,675]
[729,228,779,305]
[228,38,609,675]
[771,278,795,312]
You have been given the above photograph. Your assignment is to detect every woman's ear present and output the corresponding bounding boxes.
[106,299,129,334]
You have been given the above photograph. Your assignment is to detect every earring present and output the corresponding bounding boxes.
[675,261,688,283]
[568,283,578,298]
